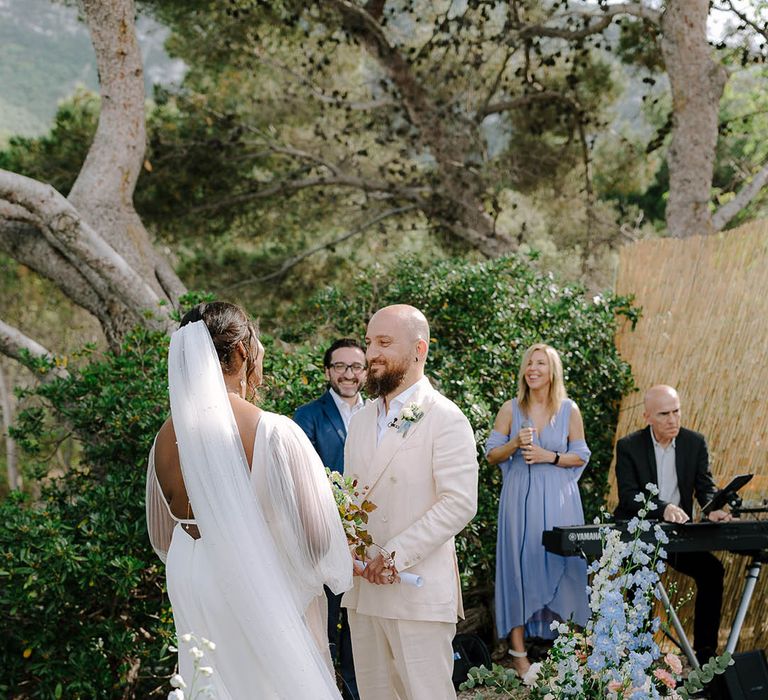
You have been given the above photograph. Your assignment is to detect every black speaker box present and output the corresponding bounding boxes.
[719,649,768,700]
[451,633,492,689]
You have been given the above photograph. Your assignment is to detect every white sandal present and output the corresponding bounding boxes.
[508,648,531,680]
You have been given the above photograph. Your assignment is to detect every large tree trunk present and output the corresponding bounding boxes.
[0,0,186,364]
[660,0,728,238]
[0,363,18,491]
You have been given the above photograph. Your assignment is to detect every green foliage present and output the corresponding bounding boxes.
[0,326,332,698]
[677,652,733,700]
[286,256,639,592]
[0,87,98,195]
[0,256,638,695]
[459,663,525,698]
[0,328,173,699]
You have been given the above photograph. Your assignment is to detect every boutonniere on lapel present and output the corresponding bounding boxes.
[391,402,424,438]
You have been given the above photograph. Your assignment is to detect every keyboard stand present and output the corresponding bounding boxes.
[656,581,699,670]
[725,552,766,654]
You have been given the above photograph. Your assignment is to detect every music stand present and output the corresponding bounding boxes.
[702,474,753,515]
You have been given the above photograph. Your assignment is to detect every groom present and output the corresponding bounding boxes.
[342,304,478,700]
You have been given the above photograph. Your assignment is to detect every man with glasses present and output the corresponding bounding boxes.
[294,338,367,699]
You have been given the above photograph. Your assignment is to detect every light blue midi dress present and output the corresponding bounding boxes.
[486,398,590,640]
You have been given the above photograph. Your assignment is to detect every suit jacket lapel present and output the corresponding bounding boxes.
[674,430,689,503]
[643,425,659,485]
[320,390,347,444]
[365,381,437,495]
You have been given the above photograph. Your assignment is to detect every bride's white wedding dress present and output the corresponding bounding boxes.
[146,321,352,699]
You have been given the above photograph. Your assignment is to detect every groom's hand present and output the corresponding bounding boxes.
[362,553,399,585]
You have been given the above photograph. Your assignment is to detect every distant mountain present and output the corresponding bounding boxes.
[0,0,184,140]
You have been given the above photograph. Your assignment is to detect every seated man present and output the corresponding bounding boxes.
[614,384,731,664]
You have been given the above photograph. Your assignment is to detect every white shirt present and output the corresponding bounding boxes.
[376,376,430,445]
[651,427,681,507]
[329,388,364,432]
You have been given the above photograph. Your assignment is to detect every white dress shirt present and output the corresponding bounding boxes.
[652,427,681,507]
[329,388,364,432]
[376,376,430,445]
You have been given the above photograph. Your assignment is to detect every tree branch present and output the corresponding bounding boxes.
[519,2,661,40]
[712,161,768,231]
[188,172,426,215]
[0,319,68,380]
[717,0,768,42]
[478,90,579,120]
[0,169,173,332]
[223,204,418,289]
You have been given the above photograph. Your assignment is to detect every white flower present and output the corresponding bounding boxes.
[180,633,192,643]
[523,662,542,686]
[199,666,214,677]
[189,646,204,660]
[168,645,178,653]
[400,402,422,422]
[168,690,184,700]
[395,403,424,437]
[201,637,216,651]
[170,674,187,689]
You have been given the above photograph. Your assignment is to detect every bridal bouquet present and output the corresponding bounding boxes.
[326,468,377,558]
[326,468,424,587]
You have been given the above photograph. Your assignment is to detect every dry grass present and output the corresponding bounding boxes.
[607,220,768,653]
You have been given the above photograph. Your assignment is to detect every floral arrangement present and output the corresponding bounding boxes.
[395,402,424,437]
[326,468,377,558]
[461,484,732,700]
[166,633,217,700]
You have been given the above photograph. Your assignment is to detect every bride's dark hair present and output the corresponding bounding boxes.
[180,301,261,396]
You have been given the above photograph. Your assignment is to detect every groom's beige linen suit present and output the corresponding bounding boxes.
[343,377,478,700]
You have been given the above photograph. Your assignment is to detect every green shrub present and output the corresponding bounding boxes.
[287,256,639,594]
[0,255,638,696]
[0,329,173,699]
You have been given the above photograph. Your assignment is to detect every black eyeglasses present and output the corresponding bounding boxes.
[329,362,366,374]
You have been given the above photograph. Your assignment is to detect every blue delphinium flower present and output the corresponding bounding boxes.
[530,484,677,699]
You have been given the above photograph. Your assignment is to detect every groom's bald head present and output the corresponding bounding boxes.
[364,305,430,398]
[371,304,430,347]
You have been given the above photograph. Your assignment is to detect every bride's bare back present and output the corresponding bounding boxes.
[154,396,262,521]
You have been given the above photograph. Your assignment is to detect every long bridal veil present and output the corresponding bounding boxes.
[147,320,350,698]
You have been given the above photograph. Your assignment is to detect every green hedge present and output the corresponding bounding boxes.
[0,256,638,697]
[287,256,639,592]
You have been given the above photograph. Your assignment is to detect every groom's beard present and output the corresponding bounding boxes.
[365,356,410,398]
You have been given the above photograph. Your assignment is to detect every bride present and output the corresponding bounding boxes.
[145,302,352,698]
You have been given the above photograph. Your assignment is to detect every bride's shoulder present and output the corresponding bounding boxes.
[258,411,301,435]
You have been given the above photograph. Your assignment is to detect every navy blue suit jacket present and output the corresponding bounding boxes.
[293,389,348,473]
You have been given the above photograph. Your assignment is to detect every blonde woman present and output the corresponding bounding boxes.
[486,343,590,677]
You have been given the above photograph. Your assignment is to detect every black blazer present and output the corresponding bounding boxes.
[293,389,347,473]
[614,426,718,521]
